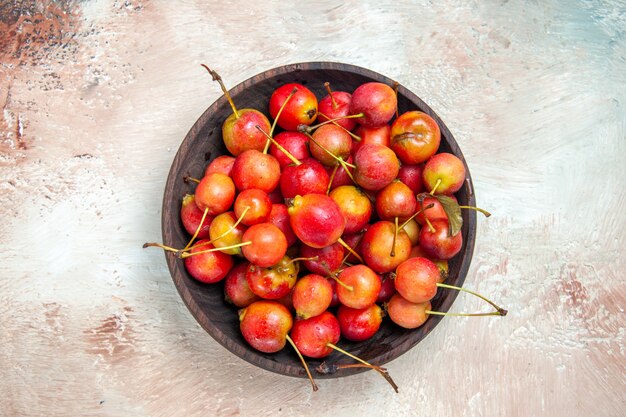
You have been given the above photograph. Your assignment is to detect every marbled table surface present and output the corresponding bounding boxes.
[1,1,624,416]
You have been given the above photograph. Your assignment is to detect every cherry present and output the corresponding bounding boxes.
[267,203,298,247]
[376,272,396,303]
[309,124,352,167]
[337,303,383,342]
[292,274,334,319]
[350,82,397,127]
[246,255,299,299]
[231,150,280,193]
[205,155,235,176]
[394,257,440,304]
[269,131,310,168]
[410,245,448,283]
[269,83,318,131]
[353,143,400,191]
[361,221,411,273]
[397,163,425,194]
[209,211,247,255]
[180,194,213,239]
[280,158,329,199]
[224,262,260,307]
[329,185,373,234]
[423,152,466,194]
[194,172,236,215]
[202,65,272,156]
[390,111,441,164]
[386,294,431,329]
[290,311,339,358]
[241,223,288,267]
[234,189,272,226]
[352,124,391,155]
[299,242,344,276]
[183,239,234,284]
[267,188,284,204]
[239,300,293,353]
[336,264,381,309]
[375,180,417,222]
[317,82,356,131]
[288,194,345,249]
[418,219,462,260]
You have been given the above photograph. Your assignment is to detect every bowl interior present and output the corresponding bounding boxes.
[162,62,477,379]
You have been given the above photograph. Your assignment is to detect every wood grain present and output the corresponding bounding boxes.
[0,1,624,416]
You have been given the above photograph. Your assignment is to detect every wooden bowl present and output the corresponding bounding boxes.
[162,62,477,379]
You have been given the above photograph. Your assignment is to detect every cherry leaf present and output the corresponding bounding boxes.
[434,194,463,237]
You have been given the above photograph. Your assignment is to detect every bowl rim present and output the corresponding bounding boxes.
[161,61,477,378]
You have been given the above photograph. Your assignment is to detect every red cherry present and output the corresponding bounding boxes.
[180,194,213,239]
[224,262,260,308]
[246,256,298,300]
[386,294,431,329]
[241,223,288,267]
[394,257,440,303]
[336,264,381,309]
[290,311,340,358]
[239,300,293,353]
[205,155,235,176]
[418,219,463,260]
[183,240,234,284]
[269,83,318,131]
[292,274,333,319]
[288,194,345,249]
[337,303,383,342]
[194,172,235,215]
[269,131,310,168]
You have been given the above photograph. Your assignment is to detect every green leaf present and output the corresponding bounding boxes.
[434,194,463,237]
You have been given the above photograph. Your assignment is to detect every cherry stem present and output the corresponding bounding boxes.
[424,217,435,233]
[399,203,435,230]
[459,206,492,217]
[180,241,251,259]
[425,310,503,317]
[435,282,508,316]
[324,82,338,109]
[183,207,210,251]
[201,64,239,119]
[305,113,363,132]
[183,175,200,184]
[285,256,318,266]
[326,342,399,393]
[256,125,302,166]
[142,242,180,253]
[318,262,353,292]
[286,335,318,392]
[326,164,338,195]
[392,81,400,119]
[269,87,298,138]
[429,178,442,195]
[337,237,364,264]
[390,216,398,257]
[306,111,362,142]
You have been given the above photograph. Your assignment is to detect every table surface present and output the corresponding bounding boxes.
[1,1,624,416]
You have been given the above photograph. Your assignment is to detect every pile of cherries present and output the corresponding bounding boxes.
[145,66,506,392]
